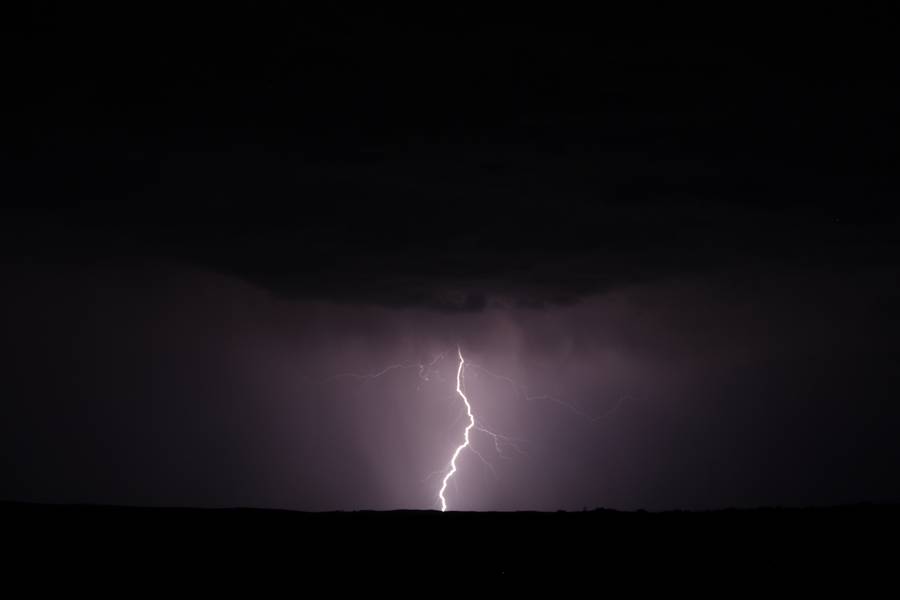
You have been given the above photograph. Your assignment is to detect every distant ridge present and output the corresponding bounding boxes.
[2,500,897,586]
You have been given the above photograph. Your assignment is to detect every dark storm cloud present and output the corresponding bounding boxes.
[5,22,898,309]
[7,136,897,310]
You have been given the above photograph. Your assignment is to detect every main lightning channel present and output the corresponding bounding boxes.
[438,346,475,512]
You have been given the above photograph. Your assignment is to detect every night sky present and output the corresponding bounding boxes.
[3,10,900,511]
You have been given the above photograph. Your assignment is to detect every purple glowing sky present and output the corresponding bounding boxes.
[2,259,898,510]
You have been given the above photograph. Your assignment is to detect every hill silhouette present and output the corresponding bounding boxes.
[2,501,896,586]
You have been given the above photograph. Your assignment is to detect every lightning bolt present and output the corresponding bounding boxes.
[322,351,447,385]
[314,345,620,511]
[438,346,474,512]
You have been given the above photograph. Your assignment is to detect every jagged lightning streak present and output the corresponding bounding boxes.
[438,346,474,512]
[315,345,613,510]
[321,351,446,386]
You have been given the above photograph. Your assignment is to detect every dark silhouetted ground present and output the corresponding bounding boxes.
[2,501,897,588]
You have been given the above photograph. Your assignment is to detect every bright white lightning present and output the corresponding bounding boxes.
[315,345,615,510]
[438,346,475,512]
